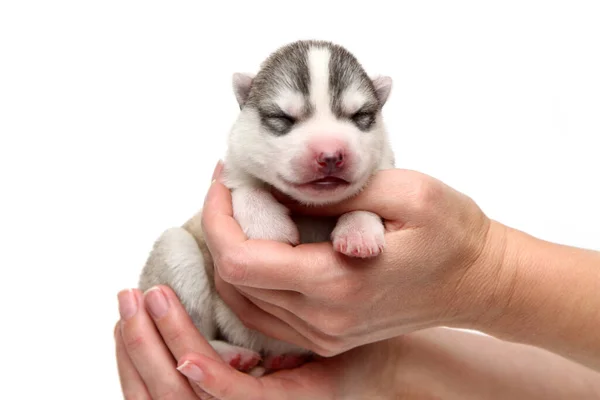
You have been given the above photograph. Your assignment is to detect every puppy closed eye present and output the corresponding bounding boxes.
[351,112,375,130]
[265,114,296,133]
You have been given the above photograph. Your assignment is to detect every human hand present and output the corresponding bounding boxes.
[201,165,507,356]
[115,285,401,400]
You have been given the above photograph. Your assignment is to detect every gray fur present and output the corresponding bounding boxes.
[246,40,383,136]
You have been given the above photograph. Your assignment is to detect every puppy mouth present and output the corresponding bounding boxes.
[305,176,350,189]
[287,176,351,194]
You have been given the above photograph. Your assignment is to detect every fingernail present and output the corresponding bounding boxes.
[177,360,205,382]
[144,287,169,319]
[117,289,137,320]
[211,160,223,183]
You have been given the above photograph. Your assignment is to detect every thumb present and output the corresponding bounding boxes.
[201,162,248,257]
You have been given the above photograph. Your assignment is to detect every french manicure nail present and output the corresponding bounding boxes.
[177,360,205,382]
[117,289,137,320]
[211,160,223,182]
[144,286,169,319]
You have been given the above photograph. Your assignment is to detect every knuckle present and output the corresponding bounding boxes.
[311,312,352,337]
[412,177,442,213]
[216,251,247,284]
[123,333,145,352]
[163,326,185,344]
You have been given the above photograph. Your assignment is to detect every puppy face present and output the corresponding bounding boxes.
[228,40,393,205]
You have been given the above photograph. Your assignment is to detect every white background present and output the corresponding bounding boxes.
[1,1,599,398]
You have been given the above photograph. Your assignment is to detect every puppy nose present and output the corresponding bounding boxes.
[317,151,344,171]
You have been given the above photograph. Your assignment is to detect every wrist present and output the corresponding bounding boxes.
[470,223,531,333]
[362,336,436,400]
[334,338,405,399]
[444,219,512,330]
[456,220,600,370]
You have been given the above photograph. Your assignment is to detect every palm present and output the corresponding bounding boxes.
[243,347,370,399]
[262,360,336,397]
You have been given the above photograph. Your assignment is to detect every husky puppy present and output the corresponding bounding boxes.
[139,40,395,375]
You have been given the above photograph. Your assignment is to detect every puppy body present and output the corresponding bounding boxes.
[139,40,395,373]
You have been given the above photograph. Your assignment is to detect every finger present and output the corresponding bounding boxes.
[177,353,281,400]
[232,241,341,290]
[238,289,325,345]
[238,290,343,356]
[118,289,198,399]
[143,285,222,362]
[215,273,318,351]
[211,240,342,294]
[280,169,429,220]
[236,286,304,315]
[201,179,247,252]
[114,321,152,399]
[201,177,340,289]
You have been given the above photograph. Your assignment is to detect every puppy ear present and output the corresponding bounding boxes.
[371,75,393,107]
[232,73,255,108]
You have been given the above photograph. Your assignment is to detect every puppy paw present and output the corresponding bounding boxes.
[209,340,261,372]
[331,211,385,258]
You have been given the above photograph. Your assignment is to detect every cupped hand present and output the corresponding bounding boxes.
[201,165,506,356]
[114,285,397,399]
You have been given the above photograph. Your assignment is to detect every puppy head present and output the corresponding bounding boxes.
[228,40,393,205]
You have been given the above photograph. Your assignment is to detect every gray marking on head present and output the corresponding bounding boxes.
[327,43,380,128]
[244,40,382,135]
[243,41,311,135]
[246,41,311,106]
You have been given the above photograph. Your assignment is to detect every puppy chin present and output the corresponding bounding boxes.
[272,179,365,206]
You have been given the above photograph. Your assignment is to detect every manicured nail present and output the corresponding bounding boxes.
[177,360,205,382]
[211,160,223,182]
[144,287,169,319]
[117,289,137,320]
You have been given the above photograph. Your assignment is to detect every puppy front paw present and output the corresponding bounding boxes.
[331,211,385,258]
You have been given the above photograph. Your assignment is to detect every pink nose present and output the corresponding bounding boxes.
[316,150,344,172]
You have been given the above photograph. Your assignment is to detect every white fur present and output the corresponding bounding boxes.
[139,227,216,338]
[341,83,369,115]
[307,47,332,117]
[274,90,305,118]
[224,48,393,206]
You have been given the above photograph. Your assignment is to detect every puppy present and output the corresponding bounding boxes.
[139,40,395,376]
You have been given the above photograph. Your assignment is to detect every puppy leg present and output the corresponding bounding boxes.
[139,227,217,338]
[232,186,300,244]
[139,227,264,373]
